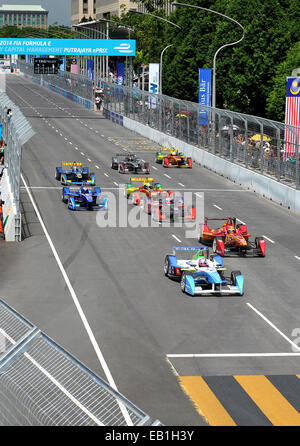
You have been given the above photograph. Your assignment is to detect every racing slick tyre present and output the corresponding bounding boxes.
[119,163,125,174]
[213,236,225,255]
[163,158,169,168]
[56,168,61,181]
[180,272,187,293]
[231,270,243,295]
[255,237,265,256]
[164,256,170,277]
[62,189,67,203]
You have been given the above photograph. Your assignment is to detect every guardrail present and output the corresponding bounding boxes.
[18,61,93,110]
[0,93,34,241]
[0,298,162,426]
[101,80,300,190]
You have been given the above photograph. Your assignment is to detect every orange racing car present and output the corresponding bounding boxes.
[199,217,266,257]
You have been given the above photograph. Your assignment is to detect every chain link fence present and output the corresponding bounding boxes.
[18,61,93,103]
[0,298,162,426]
[101,81,300,189]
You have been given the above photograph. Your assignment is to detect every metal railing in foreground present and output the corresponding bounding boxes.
[0,299,162,426]
[0,92,34,214]
[101,80,300,189]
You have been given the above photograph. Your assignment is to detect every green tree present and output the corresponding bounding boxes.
[266,41,300,122]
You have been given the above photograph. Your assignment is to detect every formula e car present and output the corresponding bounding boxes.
[125,177,169,201]
[62,184,108,211]
[56,162,95,186]
[111,153,150,174]
[164,246,244,296]
[199,217,266,257]
[155,148,192,168]
[144,192,196,223]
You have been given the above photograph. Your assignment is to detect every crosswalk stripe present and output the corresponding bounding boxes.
[234,375,300,426]
[179,377,236,426]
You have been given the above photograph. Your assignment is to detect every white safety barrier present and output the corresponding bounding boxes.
[0,169,18,241]
[123,117,300,213]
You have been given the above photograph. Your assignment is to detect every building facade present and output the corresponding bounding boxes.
[71,0,96,25]
[0,4,48,29]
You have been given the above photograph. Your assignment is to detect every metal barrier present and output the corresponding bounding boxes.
[0,298,162,426]
[101,80,300,189]
[18,61,93,104]
[0,92,34,241]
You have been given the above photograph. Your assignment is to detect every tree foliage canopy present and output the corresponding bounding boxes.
[117,0,300,121]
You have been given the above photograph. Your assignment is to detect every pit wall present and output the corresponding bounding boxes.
[104,109,300,213]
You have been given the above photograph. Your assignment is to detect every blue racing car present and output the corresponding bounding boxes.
[164,246,244,296]
[62,183,108,211]
[56,162,95,186]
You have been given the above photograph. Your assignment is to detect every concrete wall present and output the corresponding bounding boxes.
[112,113,300,213]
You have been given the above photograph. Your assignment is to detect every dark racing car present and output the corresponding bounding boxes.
[111,153,150,174]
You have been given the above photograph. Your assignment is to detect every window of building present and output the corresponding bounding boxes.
[23,14,26,25]
[37,15,40,25]
[32,15,35,25]
[9,14,12,25]
[41,15,45,25]
[14,15,17,25]
[18,14,22,25]
[0,15,3,25]
[4,14,8,25]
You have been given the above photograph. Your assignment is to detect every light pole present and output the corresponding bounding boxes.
[171,2,245,110]
[128,9,181,95]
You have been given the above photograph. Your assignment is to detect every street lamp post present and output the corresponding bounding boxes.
[171,2,245,111]
[128,9,181,95]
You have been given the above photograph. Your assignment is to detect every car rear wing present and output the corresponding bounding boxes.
[203,217,237,227]
[172,246,209,254]
[160,148,177,152]
[130,177,154,183]
[61,162,82,167]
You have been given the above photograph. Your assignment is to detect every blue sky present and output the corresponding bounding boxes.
[1,0,71,26]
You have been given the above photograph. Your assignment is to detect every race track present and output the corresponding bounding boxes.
[2,73,300,426]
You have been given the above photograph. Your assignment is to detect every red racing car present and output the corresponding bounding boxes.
[199,217,266,257]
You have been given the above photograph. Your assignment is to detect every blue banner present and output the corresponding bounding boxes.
[0,39,136,56]
[87,59,94,80]
[116,62,125,85]
[198,68,211,125]
[0,124,2,140]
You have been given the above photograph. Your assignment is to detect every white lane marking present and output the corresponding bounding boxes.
[101,135,105,137]
[104,173,109,177]
[164,174,171,179]
[152,166,158,170]
[20,174,133,426]
[263,235,275,244]
[74,147,78,151]
[0,328,104,426]
[64,137,68,141]
[60,133,63,136]
[80,152,85,156]
[237,218,246,225]
[90,128,93,130]
[69,142,73,145]
[87,158,91,162]
[172,234,181,243]
[95,131,99,134]
[295,256,300,261]
[195,193,202,198]
[213,204,223,210]
[113,181,118,186]
[167,353,300,358]
[95,165,100,169]
[247,302,300,352]
[56,130,59,133]
[178,183,185,187]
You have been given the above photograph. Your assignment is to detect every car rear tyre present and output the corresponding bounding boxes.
[164,256,170,277]
[180,272,187,293]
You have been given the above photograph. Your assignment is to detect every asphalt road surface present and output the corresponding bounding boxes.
[1,73,300,426]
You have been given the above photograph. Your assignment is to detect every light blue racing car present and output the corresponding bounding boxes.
[164,246,244,296]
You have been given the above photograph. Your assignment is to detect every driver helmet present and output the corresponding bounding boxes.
[227,225,234,234]
[81,183,88,193]
[143,182,151,190]
[72,162,77,172]
[154,183,162,191]
[198,258,207,267]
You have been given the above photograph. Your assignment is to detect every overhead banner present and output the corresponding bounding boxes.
[198,68,211,125]
[0,39,136,56]
[284,77,300,160]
